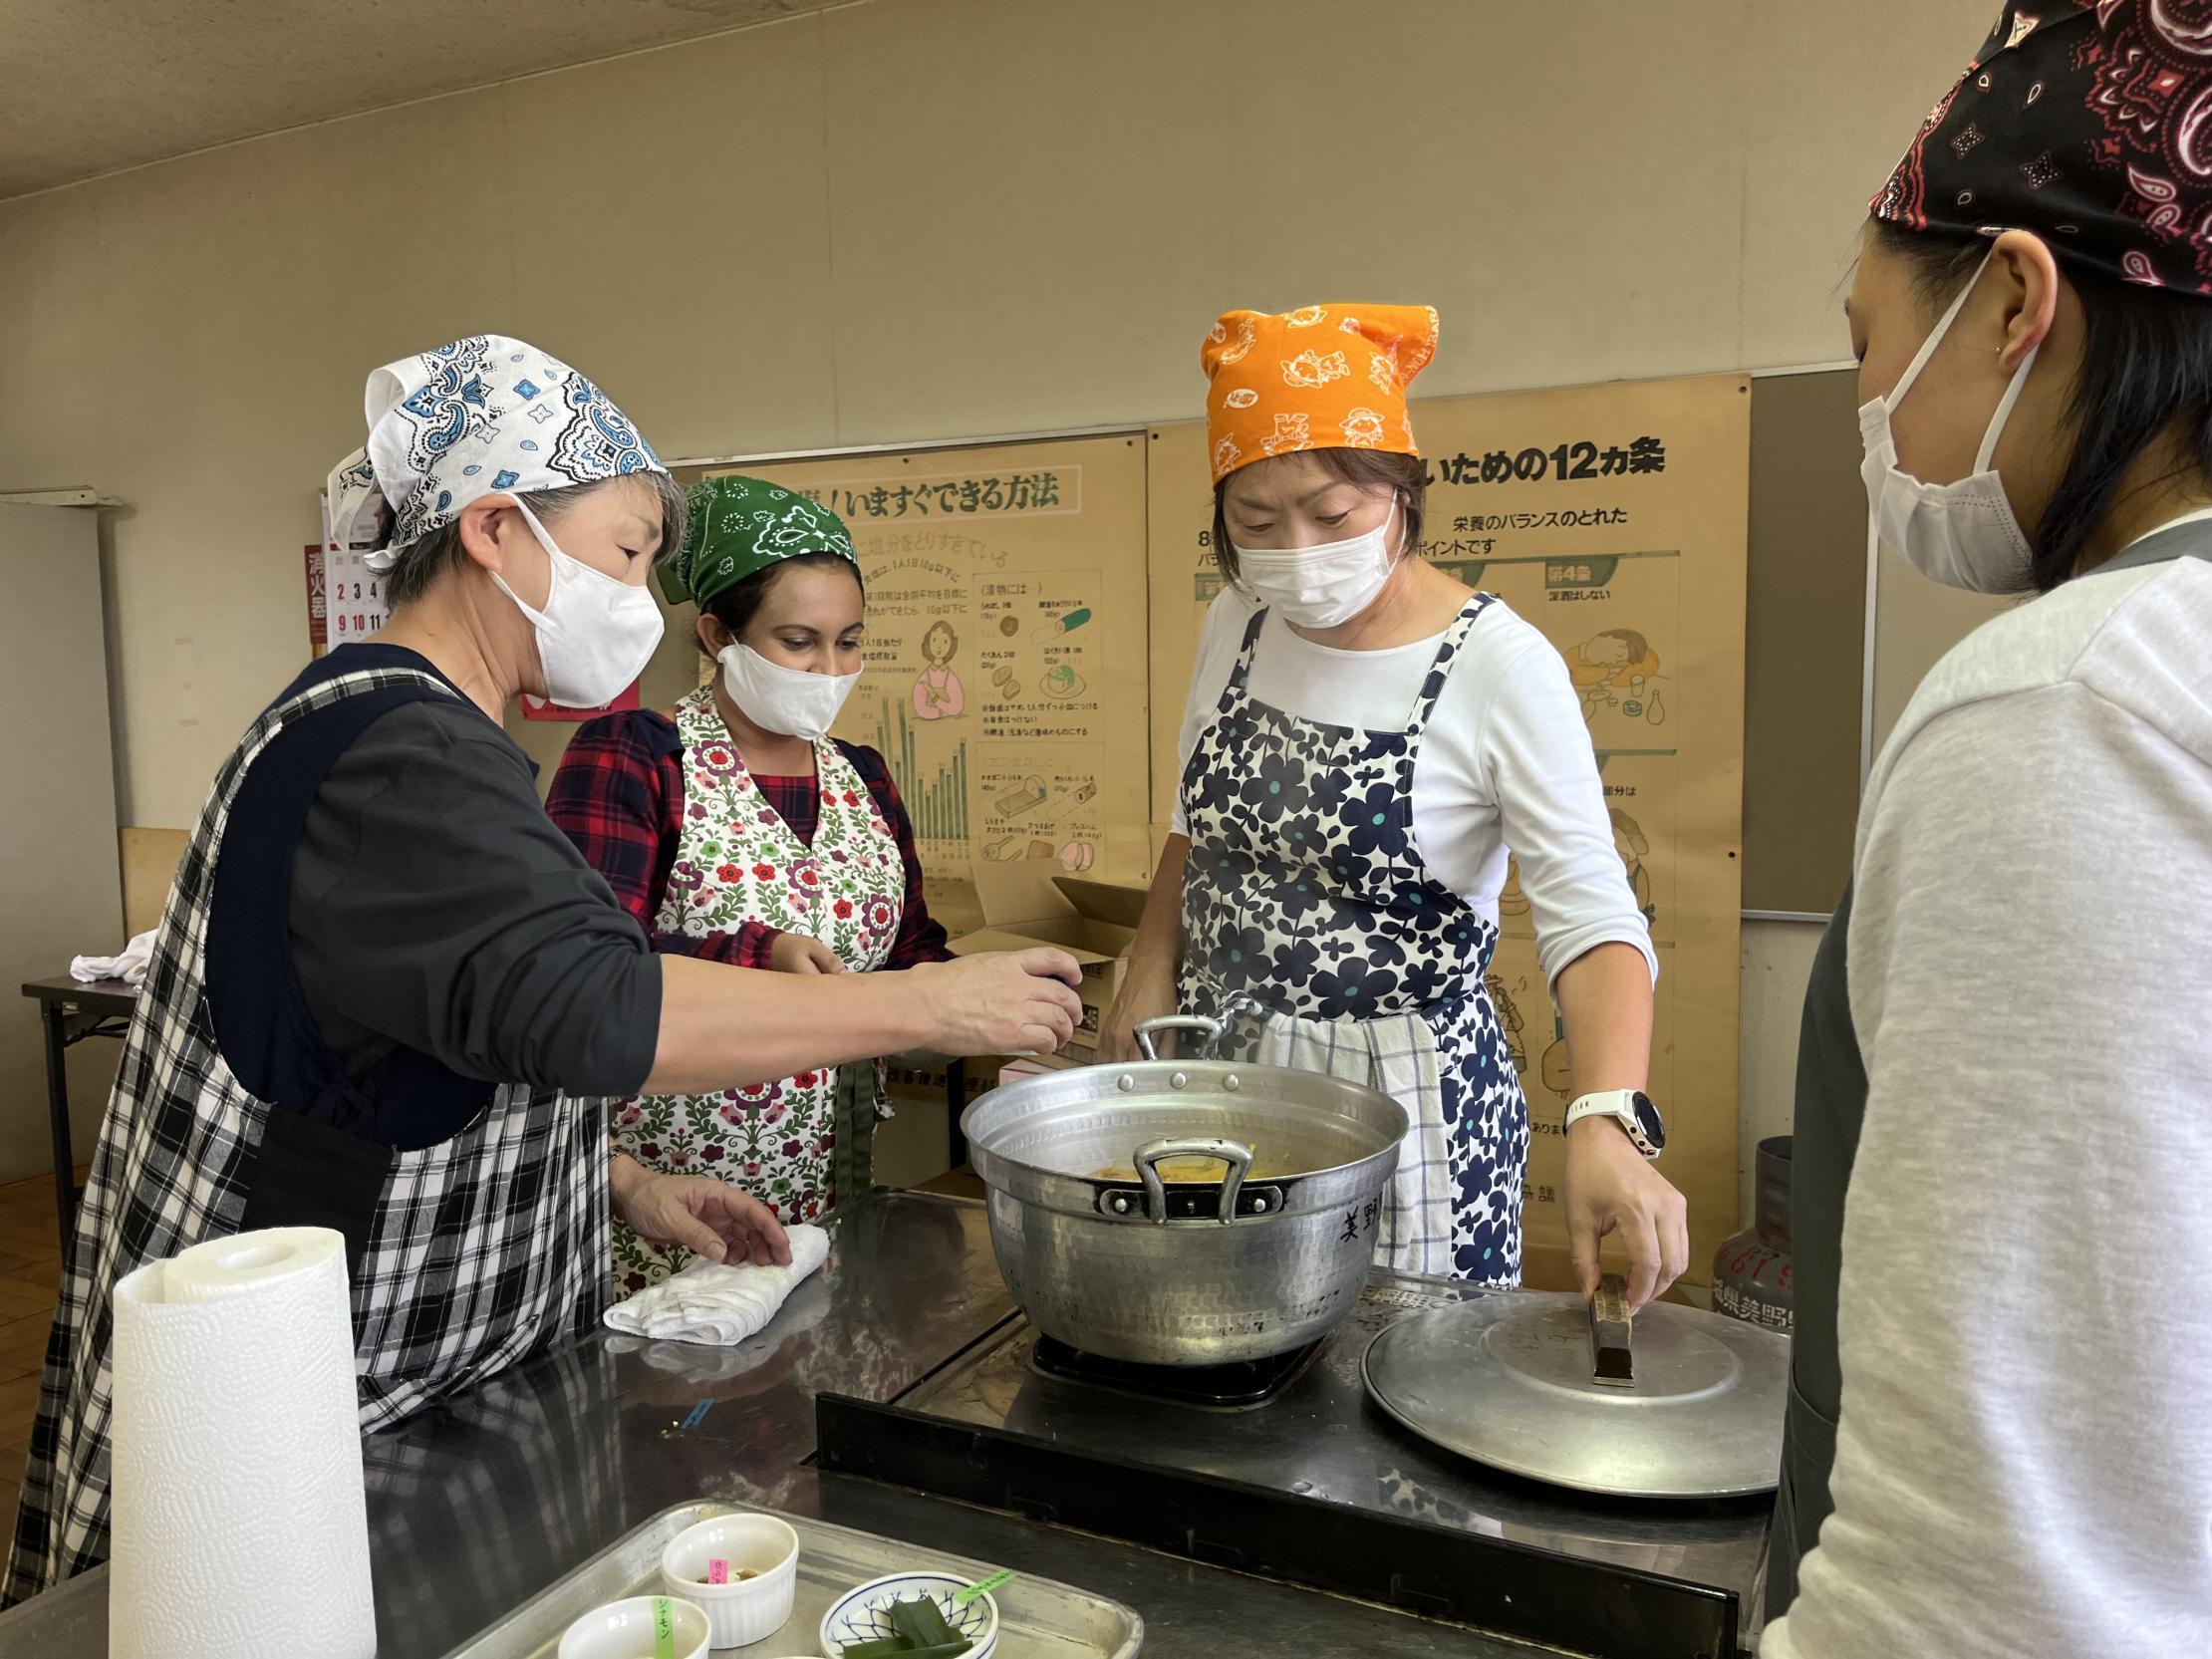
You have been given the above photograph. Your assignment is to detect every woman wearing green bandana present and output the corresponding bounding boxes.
[549,475,951,1295]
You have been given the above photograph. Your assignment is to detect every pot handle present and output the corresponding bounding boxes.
[1133,1014,1225,1061]
[1134,1136,1252,1226]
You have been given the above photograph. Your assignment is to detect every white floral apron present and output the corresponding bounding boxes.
[608,685,904,1295]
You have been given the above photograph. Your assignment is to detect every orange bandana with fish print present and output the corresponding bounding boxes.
[1200,302,1439,483]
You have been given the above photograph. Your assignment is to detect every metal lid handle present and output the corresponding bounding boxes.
[1588,1272,1634,1386]
[1133,1014,1224,1062]
[1134,1136,1251,1226]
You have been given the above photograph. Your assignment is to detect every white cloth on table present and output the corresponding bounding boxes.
[605,1274,832,1383]
[601,1224,830,1346]
[70,930,156,987]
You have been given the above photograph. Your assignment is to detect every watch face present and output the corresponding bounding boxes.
[1632,1092,1666,1151]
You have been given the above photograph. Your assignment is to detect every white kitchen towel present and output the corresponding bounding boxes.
[602,1223,831,1346]
[606,1273,833,1383]
[109,1227,375,1659]
[1241,1004,1456,1280]
[1184,967,1456,1281]
[70,928,156,986]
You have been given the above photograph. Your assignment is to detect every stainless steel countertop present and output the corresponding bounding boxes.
[0,1193,1551,1657]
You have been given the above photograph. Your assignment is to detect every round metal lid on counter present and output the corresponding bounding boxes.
[1360,1291,1791,1501]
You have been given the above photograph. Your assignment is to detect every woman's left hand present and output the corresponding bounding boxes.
[1562,1119,1689,1312]
[616,1161,793,1267]
[769,932,845,974]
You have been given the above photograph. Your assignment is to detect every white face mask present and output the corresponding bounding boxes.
[1230,497,1402,628]
[718,642,860,740]
[491,498,666,707]
[1858,252,2043,595]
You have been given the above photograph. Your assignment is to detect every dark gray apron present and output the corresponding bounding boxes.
[1765,884,1859,1616]
[1767,518,2212,1619]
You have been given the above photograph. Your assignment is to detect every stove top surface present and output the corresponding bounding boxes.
[896,1276,1772,1636]
[1028,1332,1325,1409]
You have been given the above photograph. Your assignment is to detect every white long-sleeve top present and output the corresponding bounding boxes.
[1761,550,2212,1659]
[1171,590,1655,987]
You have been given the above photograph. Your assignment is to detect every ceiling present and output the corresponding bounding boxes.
[0,0,851,201]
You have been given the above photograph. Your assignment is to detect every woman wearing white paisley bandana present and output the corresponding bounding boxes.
[548,474,954,1298]
[3,337,1082,1606]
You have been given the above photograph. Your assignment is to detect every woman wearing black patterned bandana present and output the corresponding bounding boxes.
[1,336,1083,1606]
[1769,5,2212,1655]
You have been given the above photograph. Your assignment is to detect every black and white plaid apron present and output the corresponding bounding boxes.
[4,667,609,1604]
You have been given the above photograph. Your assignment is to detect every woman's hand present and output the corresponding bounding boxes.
[1563,1119,1689,1312]
[769,932,844,974]
[1099,963,1178,1064]
[906,949,1085,1056]
[612,1154,793,1266]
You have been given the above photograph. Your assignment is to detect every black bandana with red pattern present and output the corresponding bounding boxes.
[1874,1,2212,294]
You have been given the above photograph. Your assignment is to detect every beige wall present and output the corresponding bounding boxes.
[0,0,1996,828]
[0,507,127,1183]
[1738,915,1823,1225]
[0,0,1998,1212]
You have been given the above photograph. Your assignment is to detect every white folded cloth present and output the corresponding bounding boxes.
[71,929,156,987]
[602,1223,830,1346]
[605,1274,833,1382]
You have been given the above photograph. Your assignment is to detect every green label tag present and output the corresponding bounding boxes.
[653,1595,676,1659]
[956,1567,1015,1606]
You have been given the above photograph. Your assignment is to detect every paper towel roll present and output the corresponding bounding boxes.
[110,1226,376,1659]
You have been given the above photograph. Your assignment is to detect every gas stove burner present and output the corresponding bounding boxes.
[1029,1334,1323,1409]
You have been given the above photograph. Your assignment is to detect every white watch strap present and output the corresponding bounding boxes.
[1564,1090,1638,1133]
[1564,1089,1660,1158]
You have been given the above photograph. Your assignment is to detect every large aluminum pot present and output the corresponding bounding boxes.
[961,1014,1409,1366]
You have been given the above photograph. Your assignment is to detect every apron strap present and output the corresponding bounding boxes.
[1227,603,1269,691]
[206,669,473,1134]
[1403,594,1495,733]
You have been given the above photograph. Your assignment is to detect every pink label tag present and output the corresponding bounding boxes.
[707,1558,730,1585]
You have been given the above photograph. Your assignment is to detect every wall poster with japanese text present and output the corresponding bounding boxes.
[710,434,1152,938]
[1148,374,1750,1290]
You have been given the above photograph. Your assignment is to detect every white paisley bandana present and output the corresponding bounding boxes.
[324,335,666,573]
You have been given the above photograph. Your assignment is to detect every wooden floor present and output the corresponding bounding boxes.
[0,1175,66,1530]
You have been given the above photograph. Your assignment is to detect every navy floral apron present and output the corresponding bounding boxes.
[1178,598,1529,1283]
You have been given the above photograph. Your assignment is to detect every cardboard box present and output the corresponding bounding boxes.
[950,863,1149,1056]
[882,1057,996,1110]
[997,1052,1081,1085]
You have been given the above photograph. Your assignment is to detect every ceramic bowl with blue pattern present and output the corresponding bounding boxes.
[818,1571,999,1657]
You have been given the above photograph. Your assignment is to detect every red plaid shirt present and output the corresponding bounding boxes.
[546,709,950,972]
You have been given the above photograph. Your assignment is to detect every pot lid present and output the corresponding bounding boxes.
[1361,1291,1790,1500]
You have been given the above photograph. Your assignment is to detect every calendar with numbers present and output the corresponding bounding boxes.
[323,544,391,650]
[310,490,393,657]
[302,516,634,716]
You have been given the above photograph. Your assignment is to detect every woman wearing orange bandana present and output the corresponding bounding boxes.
[1101,304,1687,1307]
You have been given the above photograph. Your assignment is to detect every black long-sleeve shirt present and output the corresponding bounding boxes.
[208,644,663,1151]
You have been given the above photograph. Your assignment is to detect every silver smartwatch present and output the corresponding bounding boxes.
[1563,1089,1665,1158]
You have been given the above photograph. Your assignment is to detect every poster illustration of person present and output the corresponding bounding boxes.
[912,619,966,720]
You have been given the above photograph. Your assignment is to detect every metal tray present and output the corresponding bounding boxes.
[441,1499,1144,1657]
